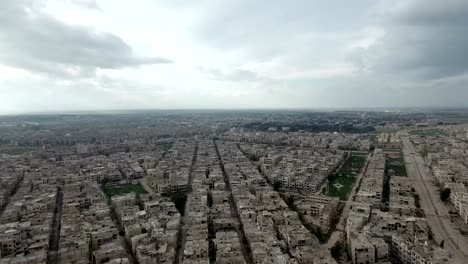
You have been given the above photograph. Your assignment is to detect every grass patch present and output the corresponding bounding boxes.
[0,147,39,155]
[103,183,147,202]
[159,143,173,152]
[324,154,367,200]
[386,153,407,177]
[409,129,443,137]
[445,117,468,124]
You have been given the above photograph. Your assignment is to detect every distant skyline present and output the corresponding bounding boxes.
[1,0,468,114]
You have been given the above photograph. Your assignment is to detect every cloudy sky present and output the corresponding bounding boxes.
[1,0,467,114]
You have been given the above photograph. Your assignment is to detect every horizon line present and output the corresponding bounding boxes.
[2,106,468,117]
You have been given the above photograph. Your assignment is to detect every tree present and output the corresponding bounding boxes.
[331,241,345,260]
[285,196,295,208]
[273,181,281,192]
[440,188,451,202]
[168,192,187,215]
[413,193,421,208]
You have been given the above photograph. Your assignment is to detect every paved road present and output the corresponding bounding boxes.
[400,132,468,263]
[138,177,155,195]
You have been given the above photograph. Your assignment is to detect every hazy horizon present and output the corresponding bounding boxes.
[1,0,468,114]
[3,106,468,118]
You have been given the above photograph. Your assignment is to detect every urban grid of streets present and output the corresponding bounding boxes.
[1,111,468,264]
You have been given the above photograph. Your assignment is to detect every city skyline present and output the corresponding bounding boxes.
[1,110,467,263]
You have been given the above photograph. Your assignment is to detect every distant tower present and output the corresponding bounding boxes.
[339,124,342,134]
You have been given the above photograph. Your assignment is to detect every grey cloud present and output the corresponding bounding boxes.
[192,0,468,108]
[0,0,171,78]
[200,67,259,82]
[351,0,468,79]
[388,0,468,26]
[191,0,468,82]
[188,0,372,63]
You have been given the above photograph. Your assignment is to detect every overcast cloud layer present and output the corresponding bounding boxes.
[0,0,467,114]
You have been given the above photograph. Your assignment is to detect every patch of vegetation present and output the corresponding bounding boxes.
[159,143,173,152]
[243,121,375,134]
[273,181,281,192]
[324,154,367,200]
[167,192,187,215]
[410,129,443,137]
[386,153,407,177]
[369,134,378,145]
[0,147,39,155]
[102,183,147,202]
[381,172,390,207]
[313,229,330,244]
[284,195,295,208]
[439,188,451,202]
[413,193,421,208]
[331,240,346,260]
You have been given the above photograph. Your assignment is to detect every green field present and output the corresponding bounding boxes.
[102,183,147,201]
[368,130,381,145]
[386,153,407,177]
[0,147,39,155]
[160,143,173,152]
[444,117,468,124]
[324,154,367,200]
[409,129,443,137]
[369,130,395,145]
[369,134,378,145]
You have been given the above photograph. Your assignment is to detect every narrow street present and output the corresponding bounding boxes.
[46,181,64,264]
[174,140,198,264]
[214,140,254,264]
[108,204,138,264]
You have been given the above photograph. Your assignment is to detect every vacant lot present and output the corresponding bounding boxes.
[324,154,367,200]
[0,147,40,155]
[103,183,147,201]
[409,129,443,137]
[386,152,407,177]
